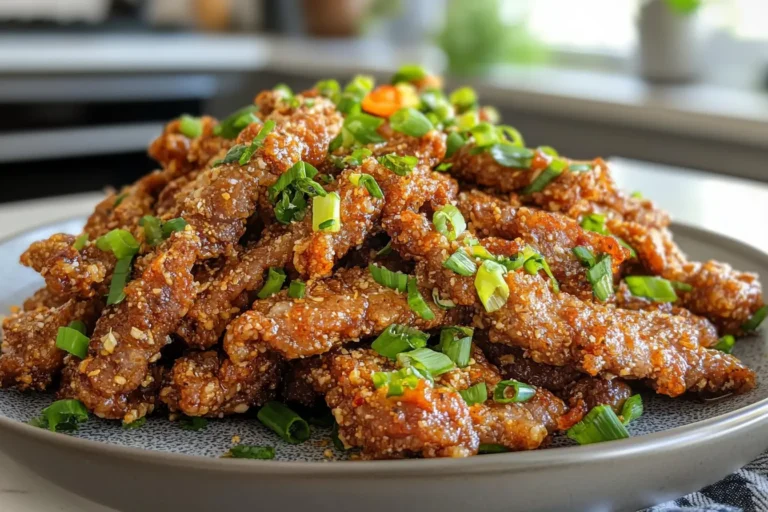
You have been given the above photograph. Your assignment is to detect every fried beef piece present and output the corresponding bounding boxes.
[480,342,582,393]
[159,350,281,417]
[20,234,114,299]
[448,147,669,229]
[224,267,463,363]
[483,270,755,397]
[169,97,342,258]
[304,347,478,459]
[148,116,229,178]
[72,229,201,420]
[561,377,633,415]
[23,286,68,311]
[458,189,631,300]
[610,220,764,334]
[0,298,101,390]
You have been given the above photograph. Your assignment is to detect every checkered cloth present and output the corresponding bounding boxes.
[641,452,768,512]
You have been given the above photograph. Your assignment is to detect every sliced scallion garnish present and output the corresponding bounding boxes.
[312,192,341,233]
[368,263,408,293]
[390,107,434,137]
[72,233,89,251]
[343,111,385,144]
[55,322,90,359]
[179,416,208,431]
[179,114,203,138]
[743,305,768,331]
[228,445,276,460]
[459,382,487,406]
[372,367,422,397]
[107,256,133,306]
[161,218,188,238]
[449,87,477,113]
[432,288,456,309]
[489,143,534,168]
[567,405,629,445]
[522,158,567,194]
[349,173,384,199]
[397,347,455,377]
[391,64,427,84]
[257,402,310,444]
[445,131,467,158]
[32,399,89,433]
[406,278,435,320]
[371,324,429,360]
[139,215,163,247]
[573,246,597,268]
[493,380,535,404]
[315,79,341,103]
[443,250,477,276]
[214,105,260,139]
[438,326,473,367]
[377,153,418,176]
[239,119,276,165]
[620,395,643,425]
[624,276,679,303]
[288,280,306,299]
[714,334,735,354]
[433,205,466,241]
[587,255,614,302]
[256,267,287,299]
[96,229,139,259]
[212,144,247,167]
[580,213,609,235]
[475,260,509,313]
[478,443,509,454]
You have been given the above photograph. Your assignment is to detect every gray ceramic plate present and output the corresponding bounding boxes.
[0,218,766,512]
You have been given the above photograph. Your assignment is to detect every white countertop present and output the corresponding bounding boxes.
[1,158,767,511]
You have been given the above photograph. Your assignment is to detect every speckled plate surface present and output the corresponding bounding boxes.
[0,218,767,512]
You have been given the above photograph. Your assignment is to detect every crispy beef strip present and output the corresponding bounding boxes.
[458,189,631,300]
[23,286,68,311]
[0,298,102,391]
[388,210,754,397]
[448,146,669,229]
[304,347,479,459]
[159,350,282,417]
[72,229,201,420]
[224,267,463,363]
[148,116,229,179]
[609,219,764,334]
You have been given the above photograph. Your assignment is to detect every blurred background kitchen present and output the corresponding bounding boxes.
[0,0,766,202]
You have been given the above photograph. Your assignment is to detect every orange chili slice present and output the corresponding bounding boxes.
[362,85,402,118]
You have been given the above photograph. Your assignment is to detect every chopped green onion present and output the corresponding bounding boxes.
[456,110,479,131]
[122,417,146,430]
[113,192,127,208]
[469,122,499,149]
[580,213,609,235]
[439,326,473,367]
[239,119,276,165]
[478,443,509,454]
[397,347,455,377]
[493,380,536,404]
[68,320,87,334]
[459,382,487,406]
[331,422,346,451]
[569,163,593,172]
[432,288,456,309]
[318,173,335,185]
[475,260,509,313]
[523,158,568,194]
[670,280,693,292]
[406,278,435,320]
[631,191,643,199]
[288,280,306,299]
[443,250,477,276]
[139,215,164,247]
[35,399,88,433]
[55,324,90,359]
[573,246,596,268]
[391,64,427,84]
[337,75,375,114]
[179,114,203,138]
[496,125,525,147]
[449,87,477,113]
[349,173,384,199]
[714,334,736,354]
[212,144,247,167]
[214,105,260,139]
[567,405,629,445]
[742,306,767,331]
[107,256,133,306]
[537,145,559,157]
[376,240,392,257]
[257,401,310,444]
[73,233,89,251]
[445,131,467,158]
[433,205,466,241]
[315,79,341,103]
[372,367,422,397]
[587,255,614,302]
[340,148,373,168]
[179,416,208,431]
[371,324,429,360]
[436,163,453,172]
[318,219,336,230]
[624,276,679,303]
[368,263,408,292]
[377,153,418,176]
[268,161,320,202]
[344,112,385,144]
[390,107,434,137]
[620,395,643,425]
[96,229,139,259]
[273,83,294,99]
[161,218,188,238]
[518,247,560,293]
[257,267,287,299]
[228,444,275,460]
[489,144,534,168]
[616,237,637,258]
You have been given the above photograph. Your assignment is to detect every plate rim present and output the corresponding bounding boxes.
[0,217,766,476]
